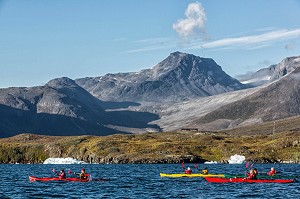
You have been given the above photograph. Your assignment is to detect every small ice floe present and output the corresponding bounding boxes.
[204,161,218,164]
[43,157,87,164]
[228,154,245,164]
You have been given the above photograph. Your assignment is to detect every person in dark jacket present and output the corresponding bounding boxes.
[246,169,257,180]
[202,167,209,175]
[74,168,88,179]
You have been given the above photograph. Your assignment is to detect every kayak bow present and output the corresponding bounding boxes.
[205,177,294,183]
[160,173,224,178]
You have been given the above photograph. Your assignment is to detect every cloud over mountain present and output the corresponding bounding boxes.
[173,1,206,39]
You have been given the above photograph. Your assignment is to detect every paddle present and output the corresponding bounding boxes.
[181,162,185,172]
[245,161,250,177]
[193,164,201,172]
[245,161,250,169]
[52,168,58,175]
[52,168,62,177]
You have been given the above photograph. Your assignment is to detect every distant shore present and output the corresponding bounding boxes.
[0,131,299,164]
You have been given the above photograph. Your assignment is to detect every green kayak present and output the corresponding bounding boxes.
[224,174,297,179]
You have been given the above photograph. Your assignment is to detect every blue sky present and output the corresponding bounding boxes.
[1,0,300,88]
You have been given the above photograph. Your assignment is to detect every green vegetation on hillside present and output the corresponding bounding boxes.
[0,126,299,164]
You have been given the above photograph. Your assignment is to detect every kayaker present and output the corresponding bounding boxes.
[253,168,258,175]
[246,169,257,180]
[185,167,192,174]
[58,169,66,179]
[267,167,276,176]
[202,167,208,175]
[74,168,88,179]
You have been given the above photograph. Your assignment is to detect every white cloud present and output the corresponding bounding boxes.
[125,27,300,54]
[195,28,300,49]
[173,1,206,39]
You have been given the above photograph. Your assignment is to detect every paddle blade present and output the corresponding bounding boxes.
[194,164,199,168]
[52,168,56,173]
[245,161,250,169]
[68,170,72,174]
[181,162,185,168]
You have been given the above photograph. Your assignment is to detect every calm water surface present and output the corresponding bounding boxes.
[0,164,299,198]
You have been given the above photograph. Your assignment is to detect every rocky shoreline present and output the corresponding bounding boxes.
[1,132,300,165]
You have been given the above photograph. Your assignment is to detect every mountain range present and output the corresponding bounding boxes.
[0,52,300,137]
[76,52,246,102]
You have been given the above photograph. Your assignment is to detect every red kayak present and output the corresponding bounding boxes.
[205,177,294,183]
[29,176,90,182]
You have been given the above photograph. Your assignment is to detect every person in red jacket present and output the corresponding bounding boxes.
[58,169,66,179]
[267,167,276,176]
[185,167,192,174]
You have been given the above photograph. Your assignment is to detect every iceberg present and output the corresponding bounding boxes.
[228,154,245,164]
[204,161,218,164]
[43,157,87,164]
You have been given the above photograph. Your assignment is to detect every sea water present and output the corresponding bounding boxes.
[0,164,299,198]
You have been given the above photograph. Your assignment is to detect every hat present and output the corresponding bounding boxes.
[187,167,191,170]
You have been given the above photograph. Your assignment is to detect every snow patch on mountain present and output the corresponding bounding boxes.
[241,75,271,84]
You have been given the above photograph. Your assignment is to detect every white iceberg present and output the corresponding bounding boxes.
[204,161,218,164]
[228,154,245,164]
[43,157,87,164]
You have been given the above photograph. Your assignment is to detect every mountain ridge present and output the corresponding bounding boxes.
[1,52,300,137]
[76,52,246,102]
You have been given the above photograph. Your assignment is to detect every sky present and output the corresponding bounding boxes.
[1,0,300,88]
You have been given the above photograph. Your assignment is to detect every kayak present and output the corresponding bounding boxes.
[160,173,224,178]
[224,174,297,179]
[205,177,294,183]
[29,176,90,182]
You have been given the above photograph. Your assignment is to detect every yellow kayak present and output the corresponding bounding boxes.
[160,173,224,178]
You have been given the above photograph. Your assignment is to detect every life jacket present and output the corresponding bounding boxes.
[79,173,89,179]
[59,172,66,179]
[246,172,257,180]
[253,169,258,175]
[267,169,276,176]
[185,169,192,174]
[81,173,90,179]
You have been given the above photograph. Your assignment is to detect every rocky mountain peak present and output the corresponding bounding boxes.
[152,51,209,78]
[46,77,78,89]
[269,55,300,81]
[76,52,245,102]
[237,55,300,86]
